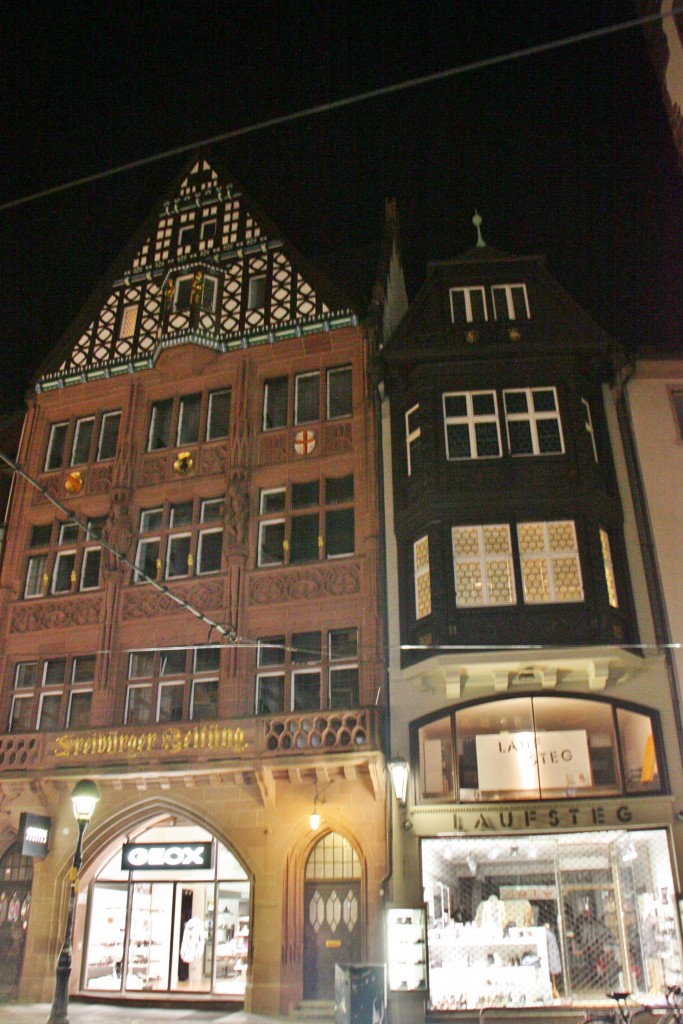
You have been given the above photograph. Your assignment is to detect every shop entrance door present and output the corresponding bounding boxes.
[564,886,623,999]
[303,881,362,998]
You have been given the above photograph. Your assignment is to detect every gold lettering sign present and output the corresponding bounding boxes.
[53,723,248,760]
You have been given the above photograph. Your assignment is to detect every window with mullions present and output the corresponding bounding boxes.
[452,525,515,607]
[503,387,564,455]
[24,518,102,599]
[173,272,218,312]
[405,404,421,477]
[517,519,583,603]
[262,366,352,430]
[146,389,231,452]
[256,476,354,567]
[124,646,220,725]
[255,628,359,713]
[443,391,502,460]
[9,655,94,733]
[43,412,121,471]
[491,283,530,320]
[134,497,223,583]
[449,286,487,323]
[415,695,662,804]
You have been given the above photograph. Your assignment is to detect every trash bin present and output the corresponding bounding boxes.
[335,963,386,1024]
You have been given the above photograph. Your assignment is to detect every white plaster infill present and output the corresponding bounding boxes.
[400,645,650,699]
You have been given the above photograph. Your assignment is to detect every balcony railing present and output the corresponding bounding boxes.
[0,708,380,774]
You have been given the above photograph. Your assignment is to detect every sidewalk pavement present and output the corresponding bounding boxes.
[0,1005,288,1024]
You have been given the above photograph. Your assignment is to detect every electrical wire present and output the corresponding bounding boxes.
[0,5,681,215]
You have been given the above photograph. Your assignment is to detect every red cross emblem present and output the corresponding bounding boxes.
[294,429,317,456]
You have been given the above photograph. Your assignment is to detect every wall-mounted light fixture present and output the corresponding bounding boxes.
[387,756,409,805]
[309,780,329,831]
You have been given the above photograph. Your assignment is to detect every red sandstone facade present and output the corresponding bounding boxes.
[0,157,387,1013]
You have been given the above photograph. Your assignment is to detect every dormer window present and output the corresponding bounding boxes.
[450,286,487,324]
[492,283,530,321]
[248,275,266,310]
[173,272,218,313]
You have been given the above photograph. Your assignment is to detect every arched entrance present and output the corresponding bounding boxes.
[80,817,250,998]
[303,832,361,999]
[0,843,32,1000]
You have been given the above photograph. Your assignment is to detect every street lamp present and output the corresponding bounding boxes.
[48,779,100,1024]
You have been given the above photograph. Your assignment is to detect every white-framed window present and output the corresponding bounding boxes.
[70,417,95,465]
[328,628,359,709]
[24,554,47,598]
[414,535,432,620]
[248,275,266,310]
[295,371,320,424]
[200,218,217,245]
[449,286,488,323]
[173,271,217,311]
[517,520,584,604]
[257,519,285,566]
[125,683,153,725]
[148,399,173,451]
[44,422,68,471]
[600,528,619,609]
[255,636,286,715]
[197,526,222,574]
[263,377,288,430]
[157,681,184,723]
[327,365,352,419]
[503,387,564,455]
[97,411,121,460]
[51,550,76,594]
[292,668,321,711]
[176,393,201,446]
[119,304,139,339]
[405,403,421,477]
[80,547,102,590]
[206,388,231,440]
[256,477,354,566]
[190,678,218,720]
[165,533,191,579]
[491,283,530,321]
[178,224,194,249]
[10,656,93,732]
[581,398,599,463]
[452,525,515,607]
[443,391,501,460]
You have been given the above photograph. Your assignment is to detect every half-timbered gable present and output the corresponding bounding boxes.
[40,157,351,388]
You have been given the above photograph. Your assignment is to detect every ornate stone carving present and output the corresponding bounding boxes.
[88,463,114,495]
[10,596,103,633]
[323,421,353,453]
[258,433,287,465]
[224,469,249,550]
[249,563,360,605]
[102,488,134,578]
[32,476,59,507]
[139,452,167,487]
[121,579,223,620]
[200,443,228,477]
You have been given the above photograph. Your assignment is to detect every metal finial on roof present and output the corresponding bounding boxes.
[473,209,486,248]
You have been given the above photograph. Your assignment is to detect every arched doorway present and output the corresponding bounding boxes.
[80,818,250,998]
[303,832,361,999]
[0,843,32,1000]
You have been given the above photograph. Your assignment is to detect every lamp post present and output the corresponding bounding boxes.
[48,779,100,1024]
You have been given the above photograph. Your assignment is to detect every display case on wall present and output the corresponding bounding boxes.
[386,906,427,991]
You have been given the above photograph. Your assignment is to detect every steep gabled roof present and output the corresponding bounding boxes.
[35,154,357,392]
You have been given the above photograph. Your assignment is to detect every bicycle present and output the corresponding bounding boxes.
[581,988,683,1024]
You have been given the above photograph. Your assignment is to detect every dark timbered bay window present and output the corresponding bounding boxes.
[124,646,220,725]
[8,655,95,733]
[257,475,354,567]
[255,628,359,714]
[133,497,223,583]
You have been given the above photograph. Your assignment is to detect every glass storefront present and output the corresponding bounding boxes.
[421,830,683,1012]
[82,823,250,997]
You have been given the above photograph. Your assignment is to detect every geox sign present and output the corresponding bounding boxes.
[121,842,213,871]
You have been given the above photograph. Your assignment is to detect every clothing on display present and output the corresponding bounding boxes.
[180,917,206,964]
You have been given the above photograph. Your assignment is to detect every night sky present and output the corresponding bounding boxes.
[1,2,681,413]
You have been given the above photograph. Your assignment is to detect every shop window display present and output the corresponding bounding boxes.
[421,830,682,1012]
[82,822,249,997]
[416,696,662,803]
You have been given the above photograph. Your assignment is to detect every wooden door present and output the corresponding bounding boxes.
[303,881,362,999]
